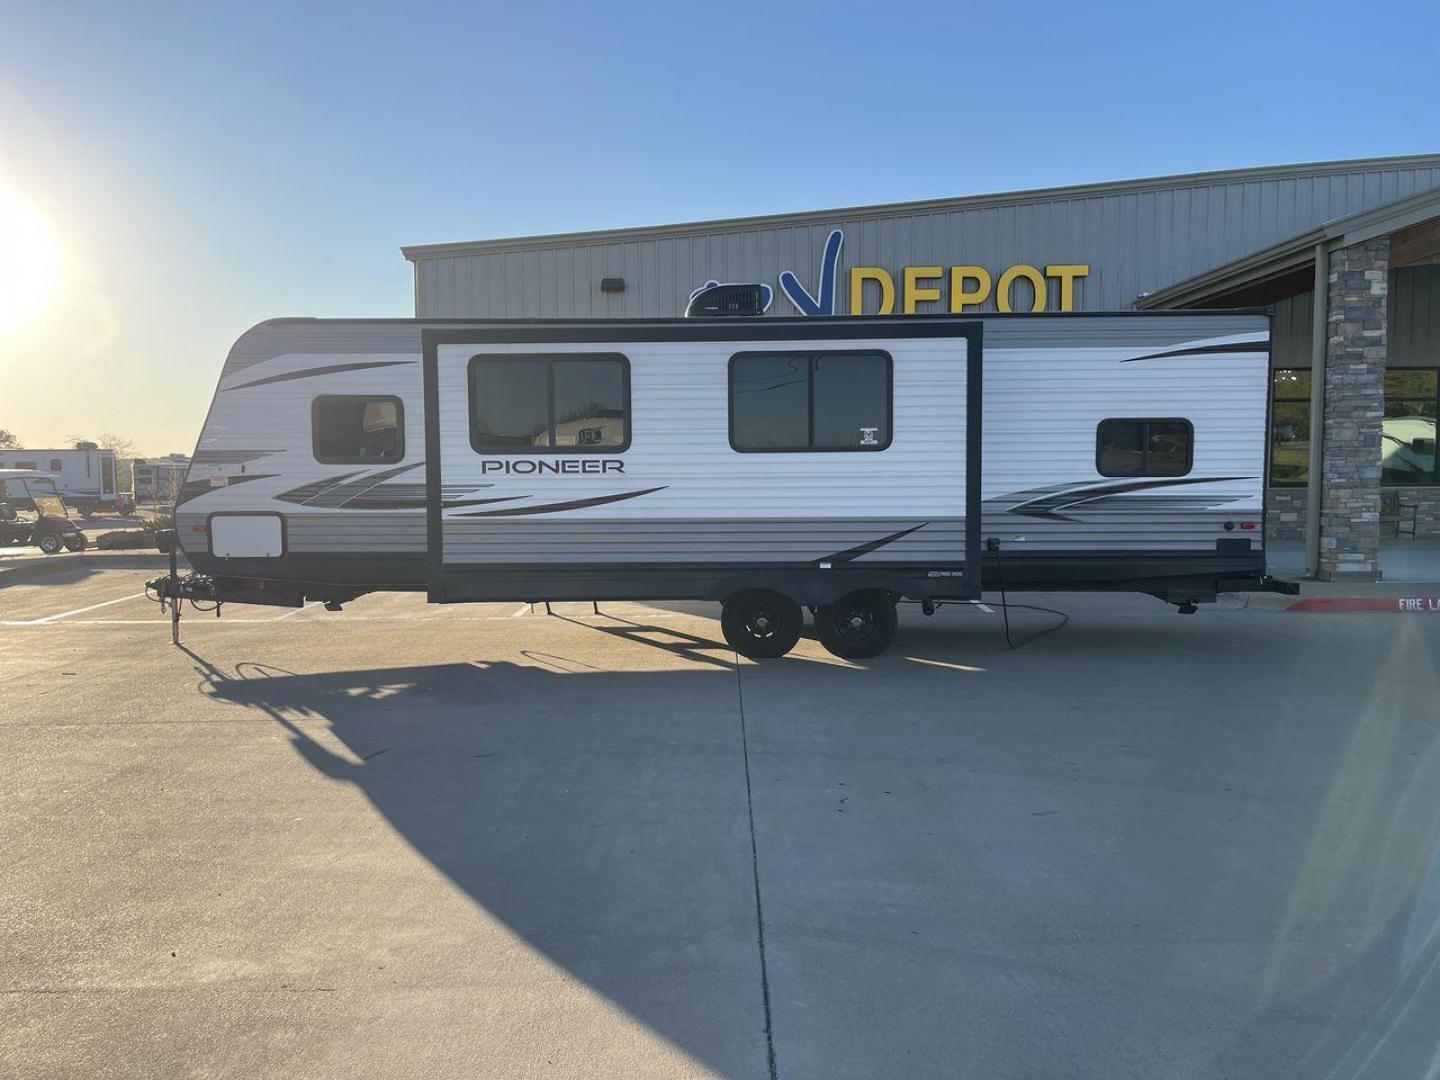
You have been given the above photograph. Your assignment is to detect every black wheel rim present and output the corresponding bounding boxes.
[743,606,782,641]
[833,605,876,644]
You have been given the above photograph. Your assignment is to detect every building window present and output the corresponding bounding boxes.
[1383,369,1439,486]
[1269,369,1311,487]
[729,351,891,452]
[312,396,404,464]
[1095,419,1192,477]
[469,355,629,453]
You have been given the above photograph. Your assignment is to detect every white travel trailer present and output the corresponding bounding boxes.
[0,445,125,515]
[171,310,1274,658]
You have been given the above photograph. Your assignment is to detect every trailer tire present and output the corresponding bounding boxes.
[64,535,87,552]
[37,532,64,555]
[722,590,802,659]
[814,590,899,659]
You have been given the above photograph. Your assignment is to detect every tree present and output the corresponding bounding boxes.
[0,428,19,449]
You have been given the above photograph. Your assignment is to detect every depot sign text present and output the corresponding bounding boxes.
[756,228,1089,316]
[849,261,1088,314]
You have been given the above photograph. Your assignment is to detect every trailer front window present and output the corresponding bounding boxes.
[312,396,404,464]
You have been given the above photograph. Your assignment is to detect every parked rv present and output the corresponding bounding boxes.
[131,454,190,505]
[0,469,89,553]
[0,445,130,516]
[165,308,1276,658]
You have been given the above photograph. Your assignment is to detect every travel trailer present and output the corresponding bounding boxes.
[168,309,1273,658]
[0,445,128,516]
[131,454,190,504]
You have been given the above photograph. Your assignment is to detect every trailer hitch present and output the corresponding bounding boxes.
[146,529,223,645]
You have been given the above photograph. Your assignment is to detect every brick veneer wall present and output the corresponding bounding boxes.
[1267,487,1440,542]
[1317,238,1389,579]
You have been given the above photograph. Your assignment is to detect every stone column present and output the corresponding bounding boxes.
[1317,237,1388,581]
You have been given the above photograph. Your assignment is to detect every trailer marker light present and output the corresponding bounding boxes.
[191,524,207,533]
[1240,521,1256,530]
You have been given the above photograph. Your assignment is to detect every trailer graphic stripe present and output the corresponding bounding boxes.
[224,360,415,391]
[190,449,281,464]
[1004,476,1254,521]
[820,521,931,563]
[175,473,278,506]
[451,487,668,517]
[1121,340,1268,363]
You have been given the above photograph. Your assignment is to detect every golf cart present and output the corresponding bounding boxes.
[0,469,89,554]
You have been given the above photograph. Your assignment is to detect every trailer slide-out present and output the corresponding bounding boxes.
[164,310,1275,658]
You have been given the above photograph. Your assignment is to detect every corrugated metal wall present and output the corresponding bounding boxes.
[411,158,1440,318]
[1256,266,1440,372]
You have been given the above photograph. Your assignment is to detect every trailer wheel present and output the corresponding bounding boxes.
[37,532,64,555]
[64,534,87,552]
[814,590,899,659]
[721,590,802,659]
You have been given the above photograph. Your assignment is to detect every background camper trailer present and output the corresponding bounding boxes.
[159,310,1275,658]
[0,445,128,516]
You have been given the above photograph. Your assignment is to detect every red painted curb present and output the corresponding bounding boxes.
[1287,596,1440,613]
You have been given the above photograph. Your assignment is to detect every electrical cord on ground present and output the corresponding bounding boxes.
[988,543,1069,649]
[903,542,1071,650]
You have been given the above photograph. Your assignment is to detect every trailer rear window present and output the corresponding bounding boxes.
[729,351,891,452]
[469,354,629,453]
[312,396,404,464]
[1096,419,1192,477]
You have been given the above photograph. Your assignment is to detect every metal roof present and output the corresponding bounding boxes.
[1137,184,1440,309]
[403,153,1440,261]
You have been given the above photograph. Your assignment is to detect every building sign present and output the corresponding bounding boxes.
[709,227,1089,316]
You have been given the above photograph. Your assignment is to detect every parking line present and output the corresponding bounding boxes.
[3,592,146,626]
[511,603,532,617]
[270,602,319,621]
[968,601,995,614]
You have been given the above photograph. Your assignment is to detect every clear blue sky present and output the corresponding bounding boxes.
[1,0,1437,452]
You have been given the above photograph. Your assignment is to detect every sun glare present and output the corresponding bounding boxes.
[0,187,62,334]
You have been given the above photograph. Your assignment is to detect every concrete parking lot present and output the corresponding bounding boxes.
[3,554,1440,1079]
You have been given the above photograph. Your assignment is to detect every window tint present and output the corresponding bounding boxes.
[469,355,629,453]
[312,396,403,463]
[812,354,891,449]
[730,351,890,452]
[730,354,809,450]
[1096,419,1191,477]
[472,361,550,449]
[552,360,626,448]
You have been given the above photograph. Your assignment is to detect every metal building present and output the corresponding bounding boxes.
[403,154,1440,580]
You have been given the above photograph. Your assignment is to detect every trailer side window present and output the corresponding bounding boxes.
[729,351,891,452]
[1096,419,1192,477]
[312,396,404,464]
[469,354,629,453]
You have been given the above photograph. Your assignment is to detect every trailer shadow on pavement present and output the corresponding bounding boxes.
[175,605,1440,1080]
